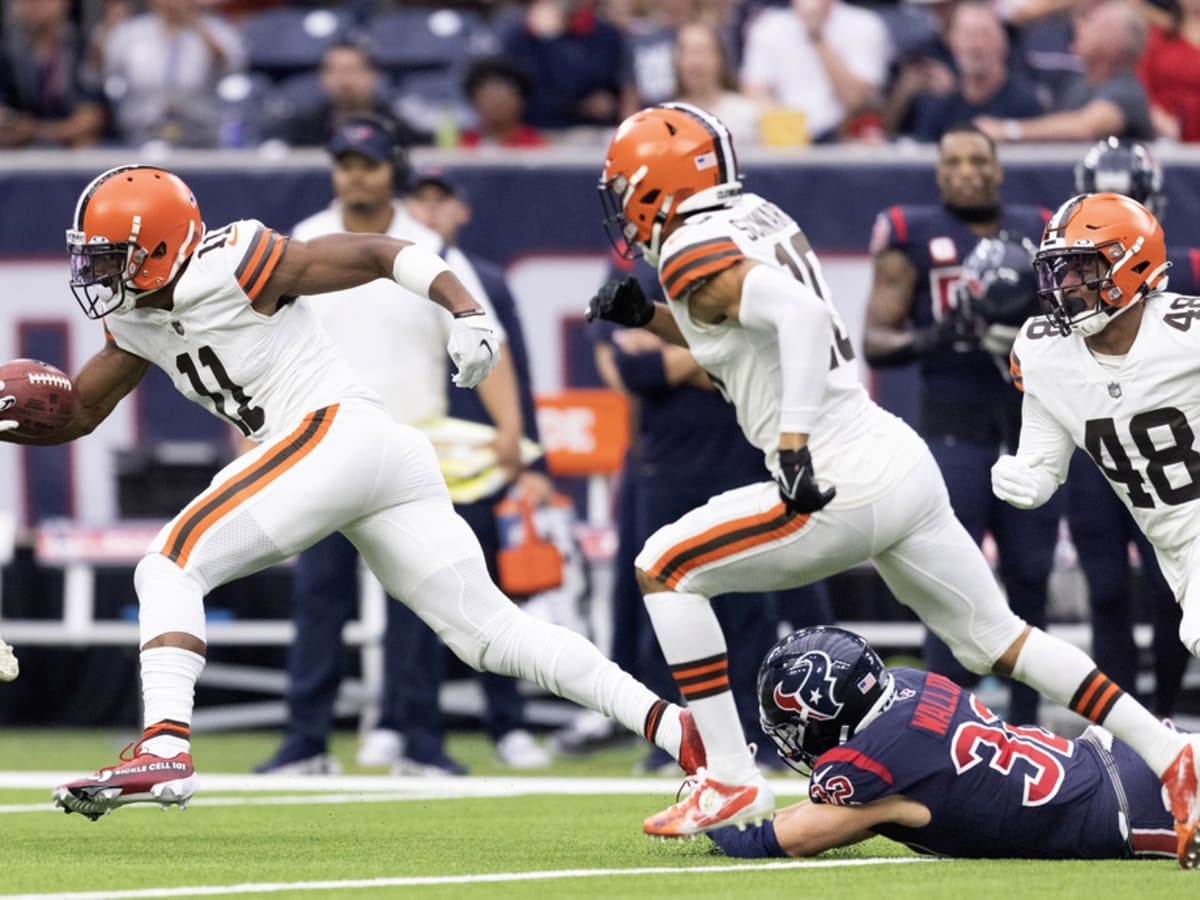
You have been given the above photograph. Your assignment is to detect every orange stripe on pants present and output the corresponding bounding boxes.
[163,405,338,569]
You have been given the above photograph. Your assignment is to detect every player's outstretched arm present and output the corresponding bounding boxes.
[260,234,483,318]
[0,342,148,446]
[261,234,500,388]
[709,795,929,858]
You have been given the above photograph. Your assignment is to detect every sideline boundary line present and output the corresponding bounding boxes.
[0,858,939,899]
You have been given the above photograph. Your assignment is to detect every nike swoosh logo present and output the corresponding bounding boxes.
[228,225,239,246]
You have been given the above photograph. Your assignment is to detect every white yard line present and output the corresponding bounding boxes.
[0,858,938,900]
[0,772,811,809]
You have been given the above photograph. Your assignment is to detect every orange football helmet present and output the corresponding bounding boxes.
[599,102,742,265]
[1034,191,1169,338]
[66,165,203,319]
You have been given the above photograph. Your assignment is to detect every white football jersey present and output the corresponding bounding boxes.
[657,193,924,499]
[1013,291,1200,592]
[104,218,378,442]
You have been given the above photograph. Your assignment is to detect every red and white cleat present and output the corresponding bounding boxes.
[643,768,774,839]
[1161,739,1200,869]
[678,709,706,776]
[53,745,196,822]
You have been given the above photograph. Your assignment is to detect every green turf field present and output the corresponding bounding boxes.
[0,729,1192,899]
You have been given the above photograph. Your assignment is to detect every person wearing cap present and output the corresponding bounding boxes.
[254,113,551,776]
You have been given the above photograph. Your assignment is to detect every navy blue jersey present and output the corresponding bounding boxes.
[809,668,1175,859]
[871,204,1049,440]
[1168,245,1200,296]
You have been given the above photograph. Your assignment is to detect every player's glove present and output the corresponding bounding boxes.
[914,305,978,355]
[447,310,501,389]
[991,454,1044,509]
[776,447,836,515]
[585,276,655,327]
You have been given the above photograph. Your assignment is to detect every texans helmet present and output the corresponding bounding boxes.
[1075,136,1165,219]
[757,625,894,774]
[956,232,1042,328]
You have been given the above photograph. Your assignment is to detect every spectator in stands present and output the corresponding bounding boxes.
[499,0,638,130]
[604,0,695,107]
[267,40,421,149]
[458,57,547,148]
[0,0,107,148]
[880,0,959,137]
[863,123,1059,726]
[740,0,892,143]
[1137,0,1200,142]
[98,0,247,148]
[975,0,1153,142]
[672,20,761,148]
[254,116,549,776]
[908,2,1043,142]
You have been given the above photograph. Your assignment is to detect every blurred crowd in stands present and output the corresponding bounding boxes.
[2,0,1198,153]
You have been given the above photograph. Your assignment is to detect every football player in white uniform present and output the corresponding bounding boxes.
[993,190,1200,866]
[590,103,1200,867]
[0,164,705,820]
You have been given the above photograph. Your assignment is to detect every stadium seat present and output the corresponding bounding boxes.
[367,8,496,75]
[242,7,355,79]
[216,72,275,147]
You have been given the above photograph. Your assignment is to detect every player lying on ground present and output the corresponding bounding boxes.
[709,625,1180,862]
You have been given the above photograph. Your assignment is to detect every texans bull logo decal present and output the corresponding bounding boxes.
[773,650,844,721]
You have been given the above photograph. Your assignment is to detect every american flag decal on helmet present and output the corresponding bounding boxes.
[694,151,717,171]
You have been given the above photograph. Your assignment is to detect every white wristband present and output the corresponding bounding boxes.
[392,244,452,299]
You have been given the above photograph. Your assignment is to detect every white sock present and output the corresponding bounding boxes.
[644,590,756,783]
[140,646,205,758]
[1013,627,1184,775]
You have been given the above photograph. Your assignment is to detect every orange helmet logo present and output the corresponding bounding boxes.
[1034,192,1169,337]
[66,166,203,318]
[599,103,741,264]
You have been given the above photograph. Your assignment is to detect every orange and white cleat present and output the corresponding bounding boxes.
[1161,739,1200,868]
[678,709,706,776]
[644,768,774,839]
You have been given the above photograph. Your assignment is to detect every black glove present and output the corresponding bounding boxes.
[913,306,978,355]
[776,447,836,515]
[585,276,655,327]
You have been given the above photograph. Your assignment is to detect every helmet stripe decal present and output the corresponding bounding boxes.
[659,102,737,184]
[73,164,144,230]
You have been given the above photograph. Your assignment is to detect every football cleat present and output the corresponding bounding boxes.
[0,634,18,682]
[643,768,774,838]
[678,709,706,776]
[1161,739,1200,868]
[53,745,195,822]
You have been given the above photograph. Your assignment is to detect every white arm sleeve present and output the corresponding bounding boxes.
[1016,390,1074,498]
[737,264,831,434]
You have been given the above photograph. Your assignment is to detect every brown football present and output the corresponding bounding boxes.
[0,358,79,438]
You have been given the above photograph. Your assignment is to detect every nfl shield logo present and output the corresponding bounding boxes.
[1108,382,1122,398]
